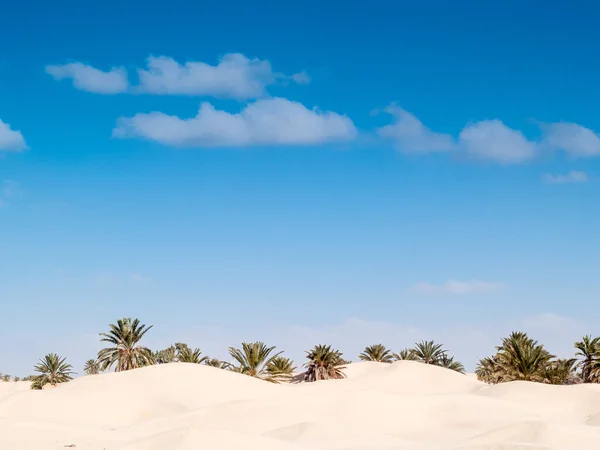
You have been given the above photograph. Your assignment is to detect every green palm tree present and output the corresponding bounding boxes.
[575,335,600,383]
[97,317,154,371]
[543,358,579,385]
[31,353,74,390]
[359,344,394,362]
[438,355,466,373]
[496,332,554,382]
[410,340,447,364]
[84,359,100,375]
[304,344,347,382]
[265,356,296,383]
[392,348,419,361]
[228,341,281,379]
[475,355,503,383]
[477,332,554,384]
[154,346,177,364]
[176,343,208,364]
[203,358,232,369]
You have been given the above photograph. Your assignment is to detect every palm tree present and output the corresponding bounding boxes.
[359,344,394,362]
[265,356,296,383]
[97,317,154,371]
[203,358,232,369]
[438,355,466,373]
[496,332,554,382]
[477,332,554,384]
[575,335,600,383]
[392,348,418,361]
[475,356,503,384]
[154,346,176,364]
[1,373,10,382]
[304,344,347,382]
[411,340,447,364]
[228,341,281,379]
[84,359,100,375]
[13,376,20,382]
[543,358,580,385]
[31,353,74,390]
[176,344,208,364]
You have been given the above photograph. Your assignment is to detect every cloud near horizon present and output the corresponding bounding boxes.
[378,107,600,164]
[112,97,357,147]
[413,279,504,295]
[0,120,27,152]
[46,53,308,100]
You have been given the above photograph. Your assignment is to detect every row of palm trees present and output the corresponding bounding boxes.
[5,317,600,390]
[475,332,600,385]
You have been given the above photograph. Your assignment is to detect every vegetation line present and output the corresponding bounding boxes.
[2,318,599,389]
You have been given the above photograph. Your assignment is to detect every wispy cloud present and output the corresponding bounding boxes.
[413,280,504,295]
[113,97,357,147]
[45,62,129,94]
[0,120,27,152]
[46,53,308,100]
[543,171,588,184]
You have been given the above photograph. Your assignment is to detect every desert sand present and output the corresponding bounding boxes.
[2,361,600,449]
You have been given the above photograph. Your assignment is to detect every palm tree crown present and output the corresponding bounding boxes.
[265,356,296,383]
[411,340,447,364]
[359,344,394,363]
[84,359,100,375]
[176,343,208,364]
[304,344,347,382]
[228,341,281,379]
[97,317,154,371]
[31,353,74,390]
[575,335,600,383]
[476,331,556,384]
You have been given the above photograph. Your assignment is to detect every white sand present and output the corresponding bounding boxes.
[2,361,600,449]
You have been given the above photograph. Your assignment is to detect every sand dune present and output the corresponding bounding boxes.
[2,361,600,449]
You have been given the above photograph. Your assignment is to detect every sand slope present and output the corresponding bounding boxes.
[2,361,600,450]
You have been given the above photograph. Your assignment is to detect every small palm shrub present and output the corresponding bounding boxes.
[31,353,75,390]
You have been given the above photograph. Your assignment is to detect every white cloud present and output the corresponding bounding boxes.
[136,54,283,99]
[413,279,504,295]
[543,170,588,184]
[47,54,308,99]
[541,122,600,157]
[0,120,26,151]
[290,71,311,85]
[113,97,357,147]
[45,62,129,94]
[377,106,455,153]
[458,119,538,164]
[377,107,538,164]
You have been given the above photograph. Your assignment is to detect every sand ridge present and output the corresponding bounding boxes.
[2,360,600,449]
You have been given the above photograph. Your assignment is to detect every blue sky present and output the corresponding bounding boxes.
[1,0,599,374]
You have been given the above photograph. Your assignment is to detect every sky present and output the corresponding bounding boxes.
[1,0,599,375]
